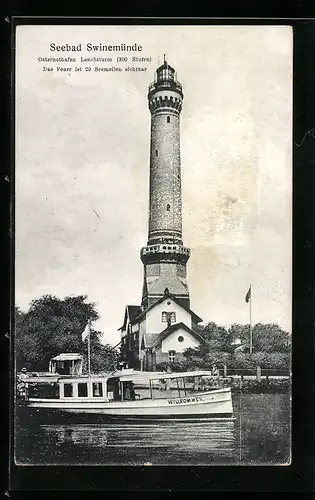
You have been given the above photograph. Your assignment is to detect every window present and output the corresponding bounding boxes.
[64,383,73,397]
[161,311,176,323]
[29,383,59,399]
[178,335,184,343]
[107,377,120,401]
[169,312,176,323]
[167,116,170,123]
[161,311,168,322]
[155,149,158,156]
[78,383,88,397]
[92,382,103,397]
[169,351,176,362]
[166,204,170,211]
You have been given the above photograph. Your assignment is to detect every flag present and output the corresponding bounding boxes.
[245,286,251,303]
[82,322,91,342]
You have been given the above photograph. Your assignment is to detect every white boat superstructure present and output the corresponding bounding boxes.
[17,370,234,420]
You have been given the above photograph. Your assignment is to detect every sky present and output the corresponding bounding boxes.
[15,25,292,345]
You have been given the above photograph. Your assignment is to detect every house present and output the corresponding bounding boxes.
[119,288,205,370]
[230,338,249,354]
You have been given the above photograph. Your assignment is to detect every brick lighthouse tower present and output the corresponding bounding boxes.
[119,59,203,371]
[140,58,191,309]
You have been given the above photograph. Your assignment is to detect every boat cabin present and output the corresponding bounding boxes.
[25,375,137,402]
[49,353,83,376]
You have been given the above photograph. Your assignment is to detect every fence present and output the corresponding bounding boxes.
[219,366,291,380]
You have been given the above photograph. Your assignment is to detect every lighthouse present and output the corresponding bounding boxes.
[140,58,191,309]
[119,59,203,371]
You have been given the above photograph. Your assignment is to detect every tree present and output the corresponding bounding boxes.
[196,322,232,351]
[15,294,117,372]
[227,323,291,353]
[228,323,250,345]
[228,351,290,371]
[84,336,119,373]
[251,323,291,353]
[183,348,231,370]
[184,321,291,372]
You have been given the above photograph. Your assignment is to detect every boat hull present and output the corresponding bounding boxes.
[20,388,233,420]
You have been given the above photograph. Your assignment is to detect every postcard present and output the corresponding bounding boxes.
[14,24,292,466]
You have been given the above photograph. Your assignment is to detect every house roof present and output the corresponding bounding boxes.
[144,333,160,348]
[234,343,248,353]
[133,290,203,325]
[118,304,142,331]
[150,322,206,349]
[144,276,189,297]
[50,353,83,361]
[231,338,243,346]
[127,305,142,322]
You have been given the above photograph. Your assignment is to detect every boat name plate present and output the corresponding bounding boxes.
[167,396,204,405]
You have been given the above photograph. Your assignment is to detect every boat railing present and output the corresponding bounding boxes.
[145,371,228,399]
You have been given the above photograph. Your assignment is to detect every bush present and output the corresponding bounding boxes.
[157,351,290,375]
[260,352,291,370]
[230,378,291,393]
[228,351,290,371]
[186,357,209,369]
[204,351,232,367]
[156,359,189,373]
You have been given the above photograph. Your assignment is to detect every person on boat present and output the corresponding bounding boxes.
[124,382,136,401]
[125,385,131,400]
[19,367,28,379]
[130,384,136,400]
[17,368,29,399]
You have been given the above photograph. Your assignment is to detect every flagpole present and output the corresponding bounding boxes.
[87,320,91,376]
[249,285,253,354]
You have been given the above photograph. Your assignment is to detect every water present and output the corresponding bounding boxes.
[15,392,291,466]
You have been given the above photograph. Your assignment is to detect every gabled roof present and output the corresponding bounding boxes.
[143,333,160,348]
[51,353,83,361]
[133,290,203,325]
[145,276,188,297]
[150,322,206,349]
[118,304,142,331]
[128,305,142,322]
[234,343,248,353]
